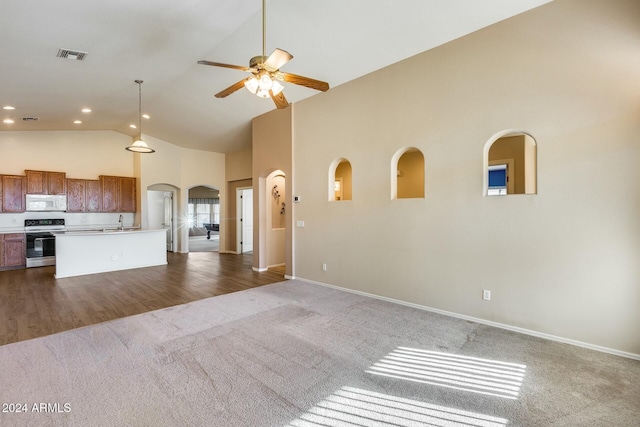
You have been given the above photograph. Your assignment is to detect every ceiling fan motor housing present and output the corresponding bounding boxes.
[249,56,268,69]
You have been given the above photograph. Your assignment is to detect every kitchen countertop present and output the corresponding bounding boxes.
[0,228,26,234]
[57,228,156,236]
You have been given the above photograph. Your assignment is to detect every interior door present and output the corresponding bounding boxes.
[238,188,253,253]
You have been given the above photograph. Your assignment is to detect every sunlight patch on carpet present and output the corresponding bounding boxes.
[366,347,526,400]
[287,386,509,427]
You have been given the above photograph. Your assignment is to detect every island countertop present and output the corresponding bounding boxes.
[55,228,167,278]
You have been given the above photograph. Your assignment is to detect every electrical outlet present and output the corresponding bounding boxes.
[322,263,327,271]
[482,289,491,301]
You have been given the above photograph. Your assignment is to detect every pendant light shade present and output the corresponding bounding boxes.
[126,80,155,153]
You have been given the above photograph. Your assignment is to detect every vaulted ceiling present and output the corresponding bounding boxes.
[0,0,551,153]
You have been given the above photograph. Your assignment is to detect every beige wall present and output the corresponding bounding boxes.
[290,0,640,356]
[224,147,252,253]
[0,130,134,177]
[252,108,292,274]
[225,147,252,182]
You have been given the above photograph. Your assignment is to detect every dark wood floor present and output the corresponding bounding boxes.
[0,252,286,346]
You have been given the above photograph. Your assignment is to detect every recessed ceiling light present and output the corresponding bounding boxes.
[3,106,15,110]
[73,120,82,124]
[142,114,150,119]
[81,108,91,113]
[129,124,137,129]
[3,119,14,124]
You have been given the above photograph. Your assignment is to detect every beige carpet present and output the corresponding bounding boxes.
[0,280,638,426]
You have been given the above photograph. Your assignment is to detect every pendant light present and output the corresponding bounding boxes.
[126,79,155,153]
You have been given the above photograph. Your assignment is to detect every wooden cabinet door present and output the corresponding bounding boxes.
[47,171,66,195]
[101,176,119,212]
[25,170,47,194]
[2,233,25,267]
[85,180,102,212]
[1,175,25,212]
[66,179,86,212]
[118,177,136,212]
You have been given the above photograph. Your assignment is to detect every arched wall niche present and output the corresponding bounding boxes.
[328,158,353,201]
[483,130,537,196]
[391,147,425,199]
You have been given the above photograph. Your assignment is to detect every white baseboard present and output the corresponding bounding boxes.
[297,277,640,361]
[252,267,268,272]
[284,275,295,280]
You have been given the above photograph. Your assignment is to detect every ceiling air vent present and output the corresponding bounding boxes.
[21,117,39,122]
[56,48,88,61]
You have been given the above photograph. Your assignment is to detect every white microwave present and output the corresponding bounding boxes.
[25,194,67,212]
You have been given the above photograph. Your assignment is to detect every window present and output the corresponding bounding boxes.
[488,164,508,195]
[188,198,219,227]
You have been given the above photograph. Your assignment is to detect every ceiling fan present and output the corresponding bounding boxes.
[197,0,329,109]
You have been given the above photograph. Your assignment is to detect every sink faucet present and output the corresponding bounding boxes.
[118,214,124,230]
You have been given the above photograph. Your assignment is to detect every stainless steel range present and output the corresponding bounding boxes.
[25,219,66,268]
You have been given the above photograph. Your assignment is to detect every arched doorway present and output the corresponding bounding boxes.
[147,183,178,252]
[187,185,220,252]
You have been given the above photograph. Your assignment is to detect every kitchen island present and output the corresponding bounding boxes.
[54,228,167,278]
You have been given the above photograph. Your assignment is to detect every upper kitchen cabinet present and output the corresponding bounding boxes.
[118,177,136,213]
[66,179,86,212]
[100,175,119,212]
[25,170,66,195]
[100,175,135,213]
[1,175,26,212]
[85,180,102,212]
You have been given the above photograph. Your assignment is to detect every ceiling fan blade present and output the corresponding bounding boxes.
[264,49,293,71]
[281,72,329,92]
[270,90,289,109]
[198,60,254,72]
[215,79,247,98]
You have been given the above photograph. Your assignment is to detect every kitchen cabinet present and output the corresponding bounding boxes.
[85,180,102,212]
[25,170,66,195]
[66,178,86,212]
[67,179,103,212]
[1,175,26,212]
[0,233,26,268]
[100,175,119,212]
[100,175,136,213]
[118,177,136,212]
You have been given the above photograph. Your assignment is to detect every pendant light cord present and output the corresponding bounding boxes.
[135,79,143,137]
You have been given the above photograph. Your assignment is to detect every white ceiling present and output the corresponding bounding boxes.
[0,0,552,153]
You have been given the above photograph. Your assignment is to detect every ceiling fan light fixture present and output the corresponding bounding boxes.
[244,74,284,99]
[126,79,155,154]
